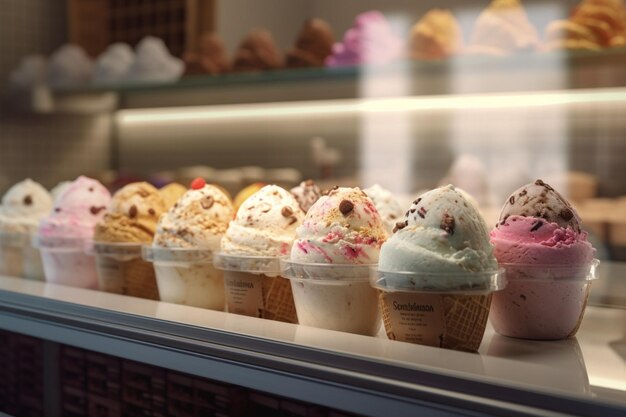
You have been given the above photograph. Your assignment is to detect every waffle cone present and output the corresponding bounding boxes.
[260,274,298,324]
[122,258,160,300]
[380,291,492,352]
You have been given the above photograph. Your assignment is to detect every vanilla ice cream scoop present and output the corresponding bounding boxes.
[291,187,388,264]
[364,184,404,235]
[380,184,497,273]
[221,185,305,256]
[0,179,52,224]
[499,179,581,232]
[155,181,234,250]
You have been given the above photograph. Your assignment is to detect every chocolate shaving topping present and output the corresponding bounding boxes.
[410,208,416,213]
[339,199,354,215]
[288,216,298,225]
[530,220,543,232]
[90,206,105,215]
[23,195,32,205]
[393,221,407,233]
[519,190,527,197]
[535,179,545,186]
[560,208,574,221]
[440,213,455,235]
[509,196,515,205]
[281,206,294,217]
[148,208,156,216]
[413,198,422,205]
[138,190,150,198]
[259,202,272,213]
[417,206,427,219]
[129,205,138,218]
[201,196,215,210]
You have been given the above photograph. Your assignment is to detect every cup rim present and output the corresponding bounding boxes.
[33,235,89,251]
[496,258,600,282]
[90,241,144,258]
[213,252,283,275]
[280,259,376,282]
[143,245,216,264]
[371,267,507,293]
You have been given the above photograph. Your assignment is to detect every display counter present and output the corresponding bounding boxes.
[0,275,624,417]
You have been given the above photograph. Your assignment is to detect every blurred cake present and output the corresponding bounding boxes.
[232,29,283,72]
[286,19,335,68]
[184,32,230,75]
[467,0,539,55]
[410,9,463,60]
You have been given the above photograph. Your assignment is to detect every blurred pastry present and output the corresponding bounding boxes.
[410,9,463,60]
[233,182,265,213]
[286,19,335,68]
[545,0,626,50]
[159,182,187,209]
[467,0,539,55]
[326,11,404,67]
[232,29,283,72]
[184,32,230,75]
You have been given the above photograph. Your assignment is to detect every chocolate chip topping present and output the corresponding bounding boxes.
[560,208,574,221]
[339,199,354,215]
[23,195,32,205]
[201,196,215,210]
[530,220,544,232]
[138,189,150,198]
[440,213,455,235]
[288,216,298,225]
[88,187,94,192]
[393,220,407,233]
[417,206,427,219]
[129,205,138,218]
[413,198,422,205]
[535,179,545,186]
[90,206,105,215]
[509,196,515,205]
[281,206,294,217]
[148,208,156,216]
[55,208,61,213]
[519,190,527,197]
[259,202,272,213]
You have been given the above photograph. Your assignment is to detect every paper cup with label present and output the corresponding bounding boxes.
[143,246,223,310]
[35,235,99,289]
[281,261,380,336]
[215,253,297,323]
[371,268,506,352]
[91,242,154,297]
[490,260,598,340]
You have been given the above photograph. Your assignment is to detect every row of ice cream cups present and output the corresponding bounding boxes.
[0,175,599,352]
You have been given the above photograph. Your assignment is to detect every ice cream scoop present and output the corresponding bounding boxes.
[95,182,166,243]
[232,29,283,72]
[410,9,463,60]
[291,187,388,264]
[0,179,53,233]
[490,180,597,340]
[47,44,93,88]
[286,19,335,68]
[380,184,497,274]
[155,181,233,250]
[363,184,403,235]
[93,43,134,84]
[221,185,304,256]
[326,11,404,67]
[39,176,110,239]
[159,182,187,210]
[184,32,230,75]
[125,37,184,82]
[290,180,321,213]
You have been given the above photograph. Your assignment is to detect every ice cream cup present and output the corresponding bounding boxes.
[0,231,27,278]
[371,268,506,352]
[91,242,158,299]
[490,260,599,340]
[214,253,298,324]
[34,235,99,289]
[280,261,380,335]
[143,246,223,310]
[22,233,45,281]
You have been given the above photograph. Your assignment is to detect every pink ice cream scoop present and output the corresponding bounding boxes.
[489,179,596,340]
[39,176,111,240]
[325,11,404,67]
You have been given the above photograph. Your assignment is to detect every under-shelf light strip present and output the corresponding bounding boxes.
[116,88,626,124]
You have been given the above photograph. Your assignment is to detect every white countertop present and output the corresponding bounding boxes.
[0,275,624,410]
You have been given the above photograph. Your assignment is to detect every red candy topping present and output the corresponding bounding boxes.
[190,177,206,190]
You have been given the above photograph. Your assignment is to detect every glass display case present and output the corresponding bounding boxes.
[0,0,625,416]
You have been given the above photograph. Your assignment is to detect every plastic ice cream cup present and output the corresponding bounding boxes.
[371,268,506,352]
[143,246,223,310]
[90,242,158,299]
[0,231,41,279]
[34,235,99,289]
[280,260,380,336]
[490,260,599,340]
[214,253,298,324]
